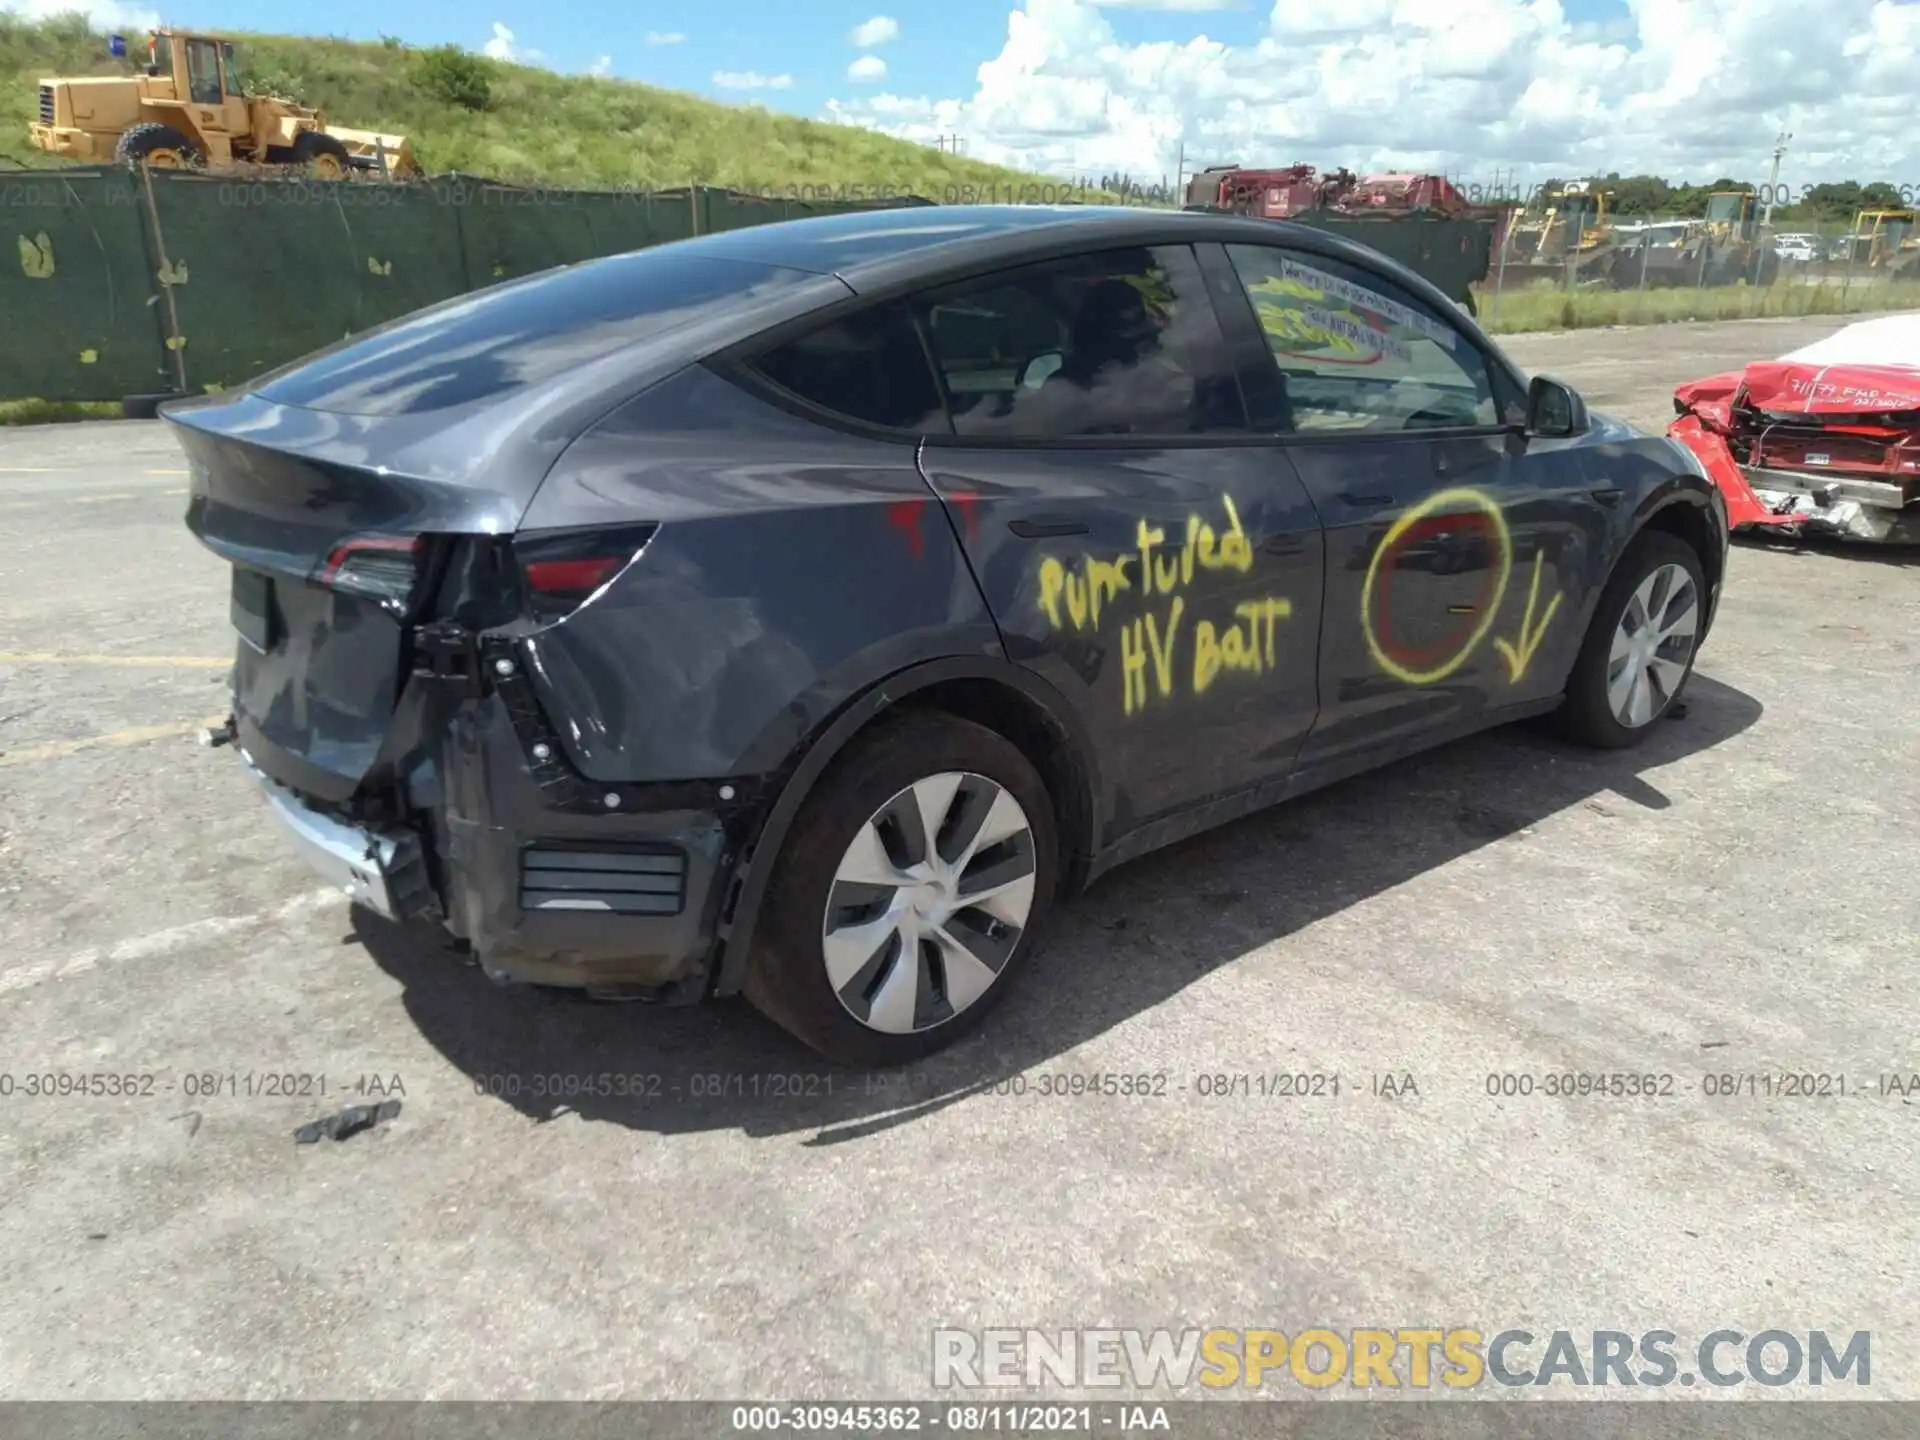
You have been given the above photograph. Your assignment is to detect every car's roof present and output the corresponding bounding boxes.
[685,204,1152,273]
[678,204,1348,293]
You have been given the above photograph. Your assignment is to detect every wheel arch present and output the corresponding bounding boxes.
[710,655,1101,998]
[1629,489,1724,635]
[128,106,208,156]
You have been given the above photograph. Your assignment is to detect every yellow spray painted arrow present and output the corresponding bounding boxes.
[1492,552,1563,684]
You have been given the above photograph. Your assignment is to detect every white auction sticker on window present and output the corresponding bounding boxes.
[1278,258,1459,350]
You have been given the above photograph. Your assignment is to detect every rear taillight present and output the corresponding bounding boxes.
[319,535,424,608]
[511,524,657,622]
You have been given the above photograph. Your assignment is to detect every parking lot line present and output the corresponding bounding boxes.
[0,888,340,997]
[0,652,228,668]
[0,714,227,768]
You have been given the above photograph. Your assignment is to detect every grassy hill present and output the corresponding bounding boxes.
[1,13,1069,195]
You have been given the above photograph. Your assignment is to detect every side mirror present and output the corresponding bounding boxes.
[1525,374,1588,438]
[1017,351,1063,392]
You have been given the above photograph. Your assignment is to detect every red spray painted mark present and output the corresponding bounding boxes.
[886,499,925,560]
[1370,511,1498,668]
[947,489,981,540]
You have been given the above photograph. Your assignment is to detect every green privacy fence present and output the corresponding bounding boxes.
[3,168,164,402]
[0,168,935,404]
[1,168,1488,404]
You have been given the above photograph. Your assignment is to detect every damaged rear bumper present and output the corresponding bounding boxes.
[1738,466,1920,543]
[424,687,737,997]
[243,754,430,920]
[235,669,748,1001]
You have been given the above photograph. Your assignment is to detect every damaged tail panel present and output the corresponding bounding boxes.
[176,400,528,806]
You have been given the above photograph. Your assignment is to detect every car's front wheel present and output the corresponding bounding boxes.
[745,711,1058,1067]
[1558,531,1706,748]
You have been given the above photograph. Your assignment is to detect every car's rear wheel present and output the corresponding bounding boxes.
[745,711,1057,1067]
[1558,531,1706,748]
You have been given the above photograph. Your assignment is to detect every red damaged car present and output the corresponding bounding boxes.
[1669,315,1920,543]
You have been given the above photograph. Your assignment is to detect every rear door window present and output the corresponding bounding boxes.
[911,245,1247,439]
[1222,244,1498,433]
[741,300,950,432]
[254,250,818,416]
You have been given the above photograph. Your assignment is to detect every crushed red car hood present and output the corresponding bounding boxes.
[1667,316,1920,529]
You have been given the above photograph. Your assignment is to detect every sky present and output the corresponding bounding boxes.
[10,0,1919,187]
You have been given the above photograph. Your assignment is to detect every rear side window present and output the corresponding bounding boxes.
[911,245,1247,439]
[1222,244,1497,433]
[255,250,816,416]
[742,300,950,432]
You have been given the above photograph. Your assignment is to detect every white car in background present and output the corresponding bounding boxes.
[1772,233,1819,261]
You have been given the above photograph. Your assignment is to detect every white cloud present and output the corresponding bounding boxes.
[587,54,613,76]
[646,30,687,45]
[1088,0,1237,8]
[480,21,545,63]
[713,70,795,90]
[0,0,159,26]
[850,14,902,46]
[848,54,889,81]
[823,0,1920,187]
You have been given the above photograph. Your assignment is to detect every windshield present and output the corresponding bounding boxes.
[1706,195,1744,221]
[221,43,247,94]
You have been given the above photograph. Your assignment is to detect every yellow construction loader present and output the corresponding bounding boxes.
[30,28,419,177]
[1841,210,1918,277]
[1501,181,1617,284]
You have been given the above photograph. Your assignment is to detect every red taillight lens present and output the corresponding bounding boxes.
[319,535,423,607]
[512,524,657,622]
[524,556,626,594]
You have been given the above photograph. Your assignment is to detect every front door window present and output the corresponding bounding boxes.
[186,39,224,105]
[1222,244,1500,432]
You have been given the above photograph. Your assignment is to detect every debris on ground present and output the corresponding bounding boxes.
[293,1100,401,1145]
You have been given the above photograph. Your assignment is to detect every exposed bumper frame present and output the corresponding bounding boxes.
[241,750,426,920]
[1741,466,1920,543]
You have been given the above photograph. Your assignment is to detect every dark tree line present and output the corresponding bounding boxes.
[1578,173,1912,220]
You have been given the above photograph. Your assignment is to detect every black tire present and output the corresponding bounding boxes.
[121,392,179,419]
[744,710,1059,1068]
[115,122,200,168]
[1557,531,1707,749]
[292,131,352,176]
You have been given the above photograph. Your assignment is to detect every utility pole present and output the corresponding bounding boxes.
[1761,130,1791,227]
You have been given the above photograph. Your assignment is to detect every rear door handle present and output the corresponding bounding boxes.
[1590,487,1624,506]
[1340,492,1394,510]
[1008,516,1089,538]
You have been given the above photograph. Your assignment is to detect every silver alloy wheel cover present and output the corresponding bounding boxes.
[1607,561,1700,729]
[820,770,1038,1034]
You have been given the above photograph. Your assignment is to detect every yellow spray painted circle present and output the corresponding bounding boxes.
[1361,487,1513,686]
